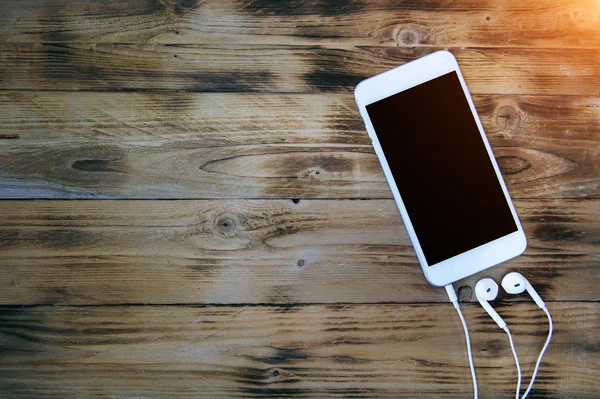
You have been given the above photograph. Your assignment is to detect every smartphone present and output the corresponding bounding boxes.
[354,50,527,286]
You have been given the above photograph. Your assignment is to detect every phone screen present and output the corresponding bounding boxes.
[366,71,517,266]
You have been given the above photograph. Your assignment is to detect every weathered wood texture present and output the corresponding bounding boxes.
[1,0,599,397]
[0,45,598,94]
[0,303,597,398]
[1,93,598,199]
[0,0,598,48]
[0,199,597,305]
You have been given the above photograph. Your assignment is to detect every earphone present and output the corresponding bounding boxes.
[445,272,553,399]
[475,278,506,329]
[475,272,553,399]
[475,278,521,399]
[502,272,545,309]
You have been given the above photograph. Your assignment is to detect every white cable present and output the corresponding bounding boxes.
[521,306,553,399]
[503,326,522,399]
[456,305,478,399]
[445,284,478,399]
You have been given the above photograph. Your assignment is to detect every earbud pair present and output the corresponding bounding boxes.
[475,272,546,329]
[473,272,552,399]
[448,272,552,399]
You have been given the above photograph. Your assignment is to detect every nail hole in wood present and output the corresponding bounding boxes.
[297,260,305,267]
[485,16,490,21]
[215,216,236,235]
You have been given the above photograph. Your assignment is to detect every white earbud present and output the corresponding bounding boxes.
[502,272,545,309]
[475,278,506,329]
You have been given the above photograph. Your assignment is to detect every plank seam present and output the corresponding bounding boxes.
[0,300,596,308]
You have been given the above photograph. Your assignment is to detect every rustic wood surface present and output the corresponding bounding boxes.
[1,45,598,95]
[0,93,598,199]
[0,199,598,305]
[0,0,598,398]
[0,303,597,398]
[0,0,598,48]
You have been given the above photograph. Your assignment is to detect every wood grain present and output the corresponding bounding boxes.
[1,93,598,199]
[0,92,367,144]
[0,0,597,48]
[0,45,598,95]
[1,92,597,143]
[0,0,598,398]
[0,303,597,398]
[0,199,597,305]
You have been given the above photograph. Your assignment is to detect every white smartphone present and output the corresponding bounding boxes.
[355,50,527,287]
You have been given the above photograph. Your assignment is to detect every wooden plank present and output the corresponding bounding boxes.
[0,0,597,48]
[0,199,597,305]
[1,92,597,143]
[0,93,598,199]
[0,303,597,398]
[0,45,598,95]
[0,92,368,144]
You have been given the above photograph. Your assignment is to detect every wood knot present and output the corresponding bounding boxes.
[457,286,472,302]
[495,105,519,131]
[396,28,421,47]
[496,156,532,175]
[215,216,236,236]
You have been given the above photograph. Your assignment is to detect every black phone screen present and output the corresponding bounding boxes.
[366,71,517,266]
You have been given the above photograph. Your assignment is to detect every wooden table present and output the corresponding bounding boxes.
[0,1,598,397]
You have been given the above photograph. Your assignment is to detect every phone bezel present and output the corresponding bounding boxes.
[354,50,527,286]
